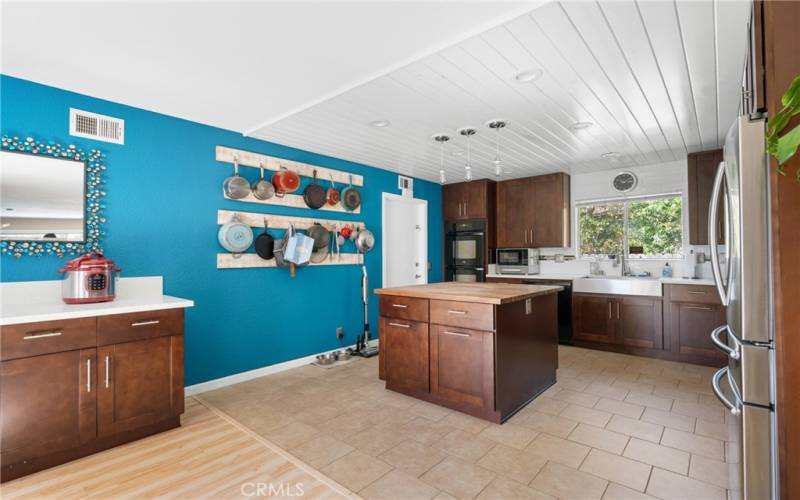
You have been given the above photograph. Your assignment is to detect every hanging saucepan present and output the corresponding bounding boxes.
[303,170,327,209]
[223,156,251,200]
[326,175,340,206]
[218,213,254,257]
[307,223,330,250]
[272,165,301,198]
[340,175,361,212]
[354,229,375,253]
[255,219,274,260]
[252,163,275,200]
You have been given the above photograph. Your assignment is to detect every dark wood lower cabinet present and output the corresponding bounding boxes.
[572,286,724,366]
[429,325,494,415]
[0,309,186,482]
[381,318,429,397]
[97,336,184,437]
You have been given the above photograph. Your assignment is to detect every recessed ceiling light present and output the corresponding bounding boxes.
[370,120,390,128]
[514,69,543,83]
[601,152,621,159]
[451,151,464,156]
[569,122,593,131]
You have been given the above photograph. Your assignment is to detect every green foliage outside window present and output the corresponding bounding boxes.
[579,196,683,258]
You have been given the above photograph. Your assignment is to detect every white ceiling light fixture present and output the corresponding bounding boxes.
[433,134,450,185]
[601,151,621,159]
[568,121,593,131]
[370,120,390,128]
[458,127,477,182]
[486,119,508,177]
[514,68,543,83]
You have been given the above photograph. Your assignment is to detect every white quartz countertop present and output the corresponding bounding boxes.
[0,277,194,326]
[488,273,716,286]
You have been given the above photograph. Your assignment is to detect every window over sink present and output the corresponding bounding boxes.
[577,194,683,259]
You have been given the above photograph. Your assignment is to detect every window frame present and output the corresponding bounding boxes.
[576,192,684,260]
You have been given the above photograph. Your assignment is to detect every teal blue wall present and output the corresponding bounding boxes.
[0,75,443,385]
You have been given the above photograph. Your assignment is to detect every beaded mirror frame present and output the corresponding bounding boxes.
[1,135,106,258]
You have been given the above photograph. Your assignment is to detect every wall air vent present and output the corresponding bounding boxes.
[398,175,413,197]
[69,108,124,144]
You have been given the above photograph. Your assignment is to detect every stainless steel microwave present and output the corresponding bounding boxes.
[496,248,540,275]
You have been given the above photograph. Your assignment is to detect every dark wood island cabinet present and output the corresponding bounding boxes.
[375,282,561,423]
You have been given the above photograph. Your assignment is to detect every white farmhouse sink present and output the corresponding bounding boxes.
[573,276,663,297]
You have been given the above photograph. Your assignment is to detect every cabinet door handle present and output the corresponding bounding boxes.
[685,305,712,311]
[391,304,408,309]
[86,359,92,393]
[608,302,612,319]
[444,330,470,337]
[523,230,528,244]
[687,290,707,294]
[388,322,410,328]
[104,355,110,388]
[447,309,467,315]
[131,320,160,327]
[24,331,63,340]
[616,302,620,319]
[530,228,534,244]
[464,201,467,215]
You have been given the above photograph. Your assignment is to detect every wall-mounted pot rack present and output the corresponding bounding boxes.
[216,209,366,269]
[216,145,363,214]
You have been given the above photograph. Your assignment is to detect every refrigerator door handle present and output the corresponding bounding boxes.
[708,161,730,306]
[710,325,741,360]
[712,366,741,415]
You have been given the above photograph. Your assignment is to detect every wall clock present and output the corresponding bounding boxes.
[612,171,637,193]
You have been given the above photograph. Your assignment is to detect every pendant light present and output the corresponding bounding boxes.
[458,127,477,181]
[486,119,508,177]
[433,134,450,184]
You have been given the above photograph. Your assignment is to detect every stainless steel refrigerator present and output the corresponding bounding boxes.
[708,114,777,499]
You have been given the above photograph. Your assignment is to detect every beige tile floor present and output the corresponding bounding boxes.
[199,346,735,500]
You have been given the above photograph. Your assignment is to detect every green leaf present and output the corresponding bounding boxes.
[781,75,800,108]
[768,110,792,136]
[776,123,800,165]
[767,133,779,155]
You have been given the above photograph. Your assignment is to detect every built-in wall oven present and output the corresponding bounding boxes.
[445,221,485,282]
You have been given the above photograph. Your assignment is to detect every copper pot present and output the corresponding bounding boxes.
[271,166,300,197]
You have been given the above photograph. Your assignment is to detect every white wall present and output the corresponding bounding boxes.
[538,160,718,278]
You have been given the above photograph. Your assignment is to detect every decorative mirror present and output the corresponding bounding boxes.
[0,135,106,257]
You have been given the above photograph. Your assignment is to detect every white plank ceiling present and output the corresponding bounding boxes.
[251,0,752,183]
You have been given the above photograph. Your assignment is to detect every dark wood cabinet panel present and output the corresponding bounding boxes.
[98,308,183,346]
[442,180,494,221]
[532,174,570,248]
[617,296,663,349]
[430,325,494,414]
[688,149,724,245]
[382,318,429,396]
[430,299,494,331]
[1,348,96,466]
[97,336,184,438]
[572,293,615,344]
[496,178,532,247]
[379,295,429,322]
[1,317,96,361]
[669,302,726,361]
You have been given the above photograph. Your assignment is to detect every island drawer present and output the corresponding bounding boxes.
[430,300,494,331]
[666,284,721,305]
[98,309,183,346]
[379,296,429,322]
[1,317,97,361]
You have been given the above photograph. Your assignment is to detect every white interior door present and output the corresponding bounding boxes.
[382,193,427,288]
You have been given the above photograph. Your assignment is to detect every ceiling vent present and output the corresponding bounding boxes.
[69,108,124,144]
[398,175,413,197]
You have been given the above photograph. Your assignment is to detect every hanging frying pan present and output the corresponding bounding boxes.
[252,163,275,200]
[217,213,254,256]
[303,170,326,209]
[326,175,340,206]
[223,156,251,200]
[255,219,274,259]
[272,165,301,198]
[340,175,361,212]
[307,223,330,250]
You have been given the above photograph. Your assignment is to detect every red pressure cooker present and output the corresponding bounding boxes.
[57,253,121,304]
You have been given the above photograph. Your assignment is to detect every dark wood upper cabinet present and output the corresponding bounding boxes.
[688,149,724,245]
[97,336,184,438]
[0,348,96,467]
[442,180,494,221]
[496,173,570,248]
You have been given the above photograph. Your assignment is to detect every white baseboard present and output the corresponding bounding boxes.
[184,340,378,396]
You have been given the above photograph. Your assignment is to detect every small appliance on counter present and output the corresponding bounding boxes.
[496,248,540,275]
[57,253,121,304]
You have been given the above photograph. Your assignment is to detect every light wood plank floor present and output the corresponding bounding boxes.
[1,398,354,499]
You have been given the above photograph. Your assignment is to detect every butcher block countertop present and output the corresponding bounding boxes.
[374,282,562,305]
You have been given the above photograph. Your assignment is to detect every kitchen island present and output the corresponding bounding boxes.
[374,282,561,423]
